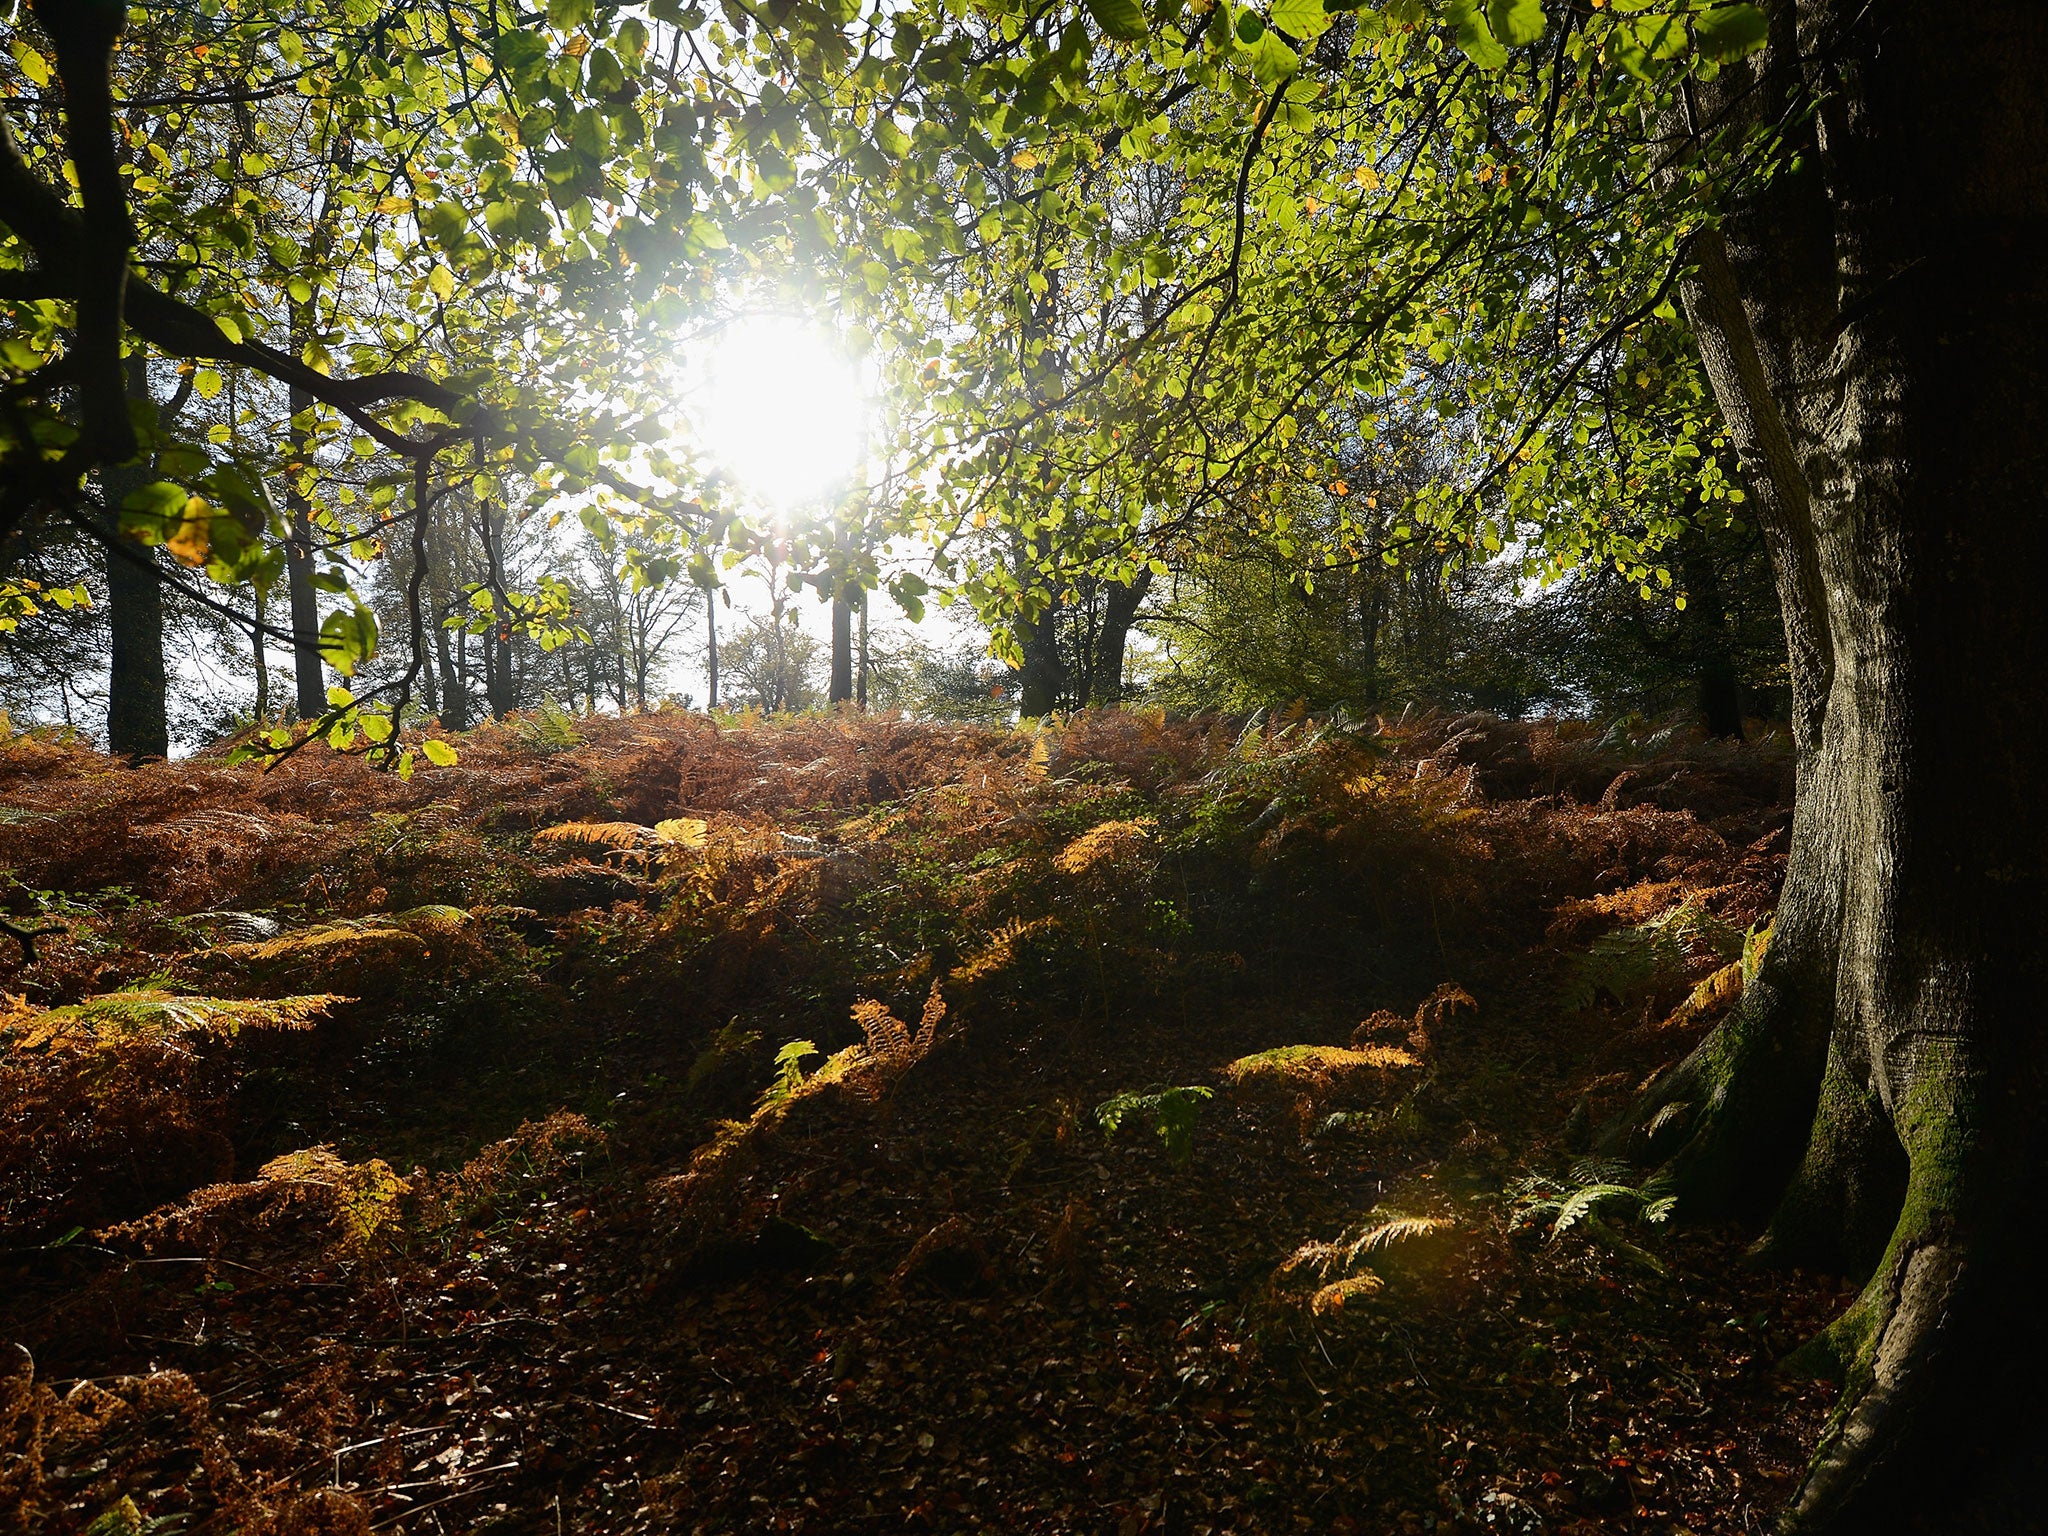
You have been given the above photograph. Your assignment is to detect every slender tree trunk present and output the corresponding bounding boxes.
[1357,566,1384,713]
[283,385,326,720]
[856,589,868,710]
[1613,7,2048,1528]
[434,609,465,730]
[705,591,719,709]
[829,591,854,704]
[251,584,269,722]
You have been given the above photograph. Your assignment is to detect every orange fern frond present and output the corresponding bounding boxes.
[535,821,657,851]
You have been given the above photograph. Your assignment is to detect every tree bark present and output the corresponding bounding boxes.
[1614,5,2048,1528]
[1087,568,1151,707]
[99,354,167,760]
[283,382,326,720]
[98,471,168,760]
[829,591,854,704]
[705,591,719,709]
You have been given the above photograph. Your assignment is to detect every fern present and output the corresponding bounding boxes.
[516,696,583,752]
[257,1146,409,1246]
[1052,818,1154,877]
[851,984,945,1073]
[1510,1158,1676,1270]
[758,1039,820,1110]
[1,989,345,1053]
[1309,1273,1383,1315]
[1345,1213,1449,1265]
[1561,894,1743,1012]
[535,820,657,853]
[537,817,711,872]
[1095,1084,1214,1166]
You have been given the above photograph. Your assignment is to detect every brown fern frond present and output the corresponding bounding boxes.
[1309,1273,1383,1315]
[1053,818,1154,877]
[852,998,908,1058]
[1344,1214,1449,1266]
[1,990,347,1053]
[534,821,657,851]
[911,983,946,1057]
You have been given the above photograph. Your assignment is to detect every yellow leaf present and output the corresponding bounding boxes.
[421,738,459,767]
[11,40,51,88]
[428,265,456,302]
[165,500,212,569]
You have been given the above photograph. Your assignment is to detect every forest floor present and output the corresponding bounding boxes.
[0,705,1842,1535]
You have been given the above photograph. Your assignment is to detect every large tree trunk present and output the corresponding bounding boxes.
[1087,569,1151,707]
[1016,604,1065,717]
[98,469,168,760]
[99,354,167,760]
[1614,4,2048,1528]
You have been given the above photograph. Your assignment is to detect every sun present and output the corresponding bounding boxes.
[689,315,866,510]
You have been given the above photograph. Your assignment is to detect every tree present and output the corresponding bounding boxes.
[1595,9,2048,1526]
[0,0,742,770]
[720,613,823,714]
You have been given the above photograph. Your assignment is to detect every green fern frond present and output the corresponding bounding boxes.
[517,696,583,752]
[1561,894,1745,1012]
[1552,1183,1645,1236]
[1096,1084,1214,1166]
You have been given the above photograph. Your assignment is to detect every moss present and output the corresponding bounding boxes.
[1784,1044,1978,1393]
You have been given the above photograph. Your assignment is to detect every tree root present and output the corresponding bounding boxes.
[1601,960,1829,1222]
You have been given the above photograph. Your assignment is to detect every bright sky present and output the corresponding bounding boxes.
[689,314,868,511]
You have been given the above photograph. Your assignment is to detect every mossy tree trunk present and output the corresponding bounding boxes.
[1615,4,2048,1528]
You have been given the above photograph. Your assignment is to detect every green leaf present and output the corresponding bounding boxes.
[1235,9,1266,43]
[1248,28,1299,84]
[318,607,378,677]
[1484,0,1545,47]
[1692,2,1767,62]
[1269,0,1330,37]
[1444,0,1506,68]
[1085,0,1148,42]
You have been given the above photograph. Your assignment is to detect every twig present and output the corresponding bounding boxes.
[0,914,65,964]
